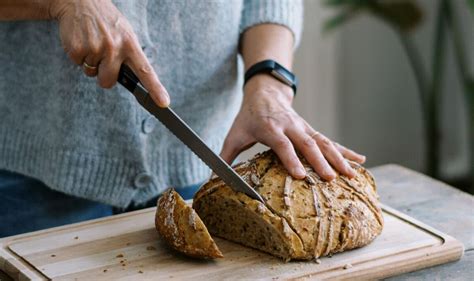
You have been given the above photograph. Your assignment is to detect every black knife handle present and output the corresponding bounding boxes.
[118,64,141,93]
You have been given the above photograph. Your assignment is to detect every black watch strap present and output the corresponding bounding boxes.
[244,59,298,95]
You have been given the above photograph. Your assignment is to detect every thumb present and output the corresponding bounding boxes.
[220,129,255,165]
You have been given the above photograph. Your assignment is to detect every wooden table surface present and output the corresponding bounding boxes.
[0,164,472,280]
[371,164,474,280]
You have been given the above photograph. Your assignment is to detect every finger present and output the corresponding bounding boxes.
[82,25,103,77]
[65,41,87,66]
[334,142,366,164]
[287,128,336,181]
[82,56,100,77]
[220,127,256,164]
[124,41,170,107]
[97,54,122,89]
[260,130,306,179]
[311,131,356,178]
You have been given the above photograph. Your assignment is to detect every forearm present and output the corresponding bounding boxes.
[240,23,294,71]
[0,0,52,20]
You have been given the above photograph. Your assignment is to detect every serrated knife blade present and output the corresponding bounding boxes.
[117,65,264,203]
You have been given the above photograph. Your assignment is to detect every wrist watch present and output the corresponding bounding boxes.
[244,59,298,95]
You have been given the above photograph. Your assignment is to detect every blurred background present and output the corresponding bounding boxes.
[241,0,473,194]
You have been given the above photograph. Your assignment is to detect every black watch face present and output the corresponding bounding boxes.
[271,68,294,87]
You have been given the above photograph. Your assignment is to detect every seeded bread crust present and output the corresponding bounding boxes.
[193,150,384,261]
[155,189,223,259]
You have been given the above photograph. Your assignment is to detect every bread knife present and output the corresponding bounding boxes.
[117,65,265,203]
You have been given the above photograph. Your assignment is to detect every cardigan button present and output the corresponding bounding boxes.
[134,173,153,189]
[141,116,156,134]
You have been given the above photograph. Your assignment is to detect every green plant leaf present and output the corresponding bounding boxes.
[468,78,474,96]
[468,0,474,15]
[369,0,423,32]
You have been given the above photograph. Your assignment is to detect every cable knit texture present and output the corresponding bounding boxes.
[0,0,302,207]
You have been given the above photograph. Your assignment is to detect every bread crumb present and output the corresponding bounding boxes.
[343,263,353,269]
[146,246,156,251]
[314,258,321,264]
[51,254,56,257]
[116,254,124,258]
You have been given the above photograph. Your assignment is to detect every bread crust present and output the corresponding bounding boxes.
[193,150,384,261]
[155,189,223,259]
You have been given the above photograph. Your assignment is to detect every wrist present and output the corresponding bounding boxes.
[48,0,78,20]
[47,0,64,20]
[244,59,297,96]
[244,74,294,104]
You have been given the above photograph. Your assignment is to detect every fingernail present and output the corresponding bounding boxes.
[159,91,170,107]
[325,169,337,180]
[292,167,306,179]
[347,167,356,178]
[344,161,355,175]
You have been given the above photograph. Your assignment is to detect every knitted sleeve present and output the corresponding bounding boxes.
[240,0,303,47]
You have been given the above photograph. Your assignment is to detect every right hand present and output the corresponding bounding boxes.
[49,0,170,107]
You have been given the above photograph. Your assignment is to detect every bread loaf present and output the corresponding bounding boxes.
[155,189,223,259]
[192,150,384,261]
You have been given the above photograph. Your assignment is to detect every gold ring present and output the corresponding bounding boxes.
[83,61,98,70]
[310,131,320,138]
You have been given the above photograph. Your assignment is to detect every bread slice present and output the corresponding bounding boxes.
[193,150,384,261]
[155,188,223,259]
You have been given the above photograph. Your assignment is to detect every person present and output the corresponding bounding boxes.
[0,0,366,238]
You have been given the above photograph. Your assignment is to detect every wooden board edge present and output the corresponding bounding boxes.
[0,207,157,246]
[381,204,465,249]
[325,236,464,280]
[0,248,46,281]
[0,207,158,281]
[288,204,465,280]
[0,203,465,281]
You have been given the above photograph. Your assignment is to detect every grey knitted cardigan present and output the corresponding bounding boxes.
[0,0,302,207]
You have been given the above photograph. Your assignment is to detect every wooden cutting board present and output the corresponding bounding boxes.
[0,205,463,280]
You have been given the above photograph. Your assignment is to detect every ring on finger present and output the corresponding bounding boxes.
[310,131,320,139]
[83,61,98,71]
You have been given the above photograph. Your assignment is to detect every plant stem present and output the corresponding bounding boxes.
[445,0,474,189]
[396,33,429,111]
[395,31,431,174]
[427,0,448,178]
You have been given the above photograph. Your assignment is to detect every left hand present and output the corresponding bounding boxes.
[220,74,366,181]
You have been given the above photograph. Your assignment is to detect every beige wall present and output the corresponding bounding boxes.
[334,0,472,178]
[241,0,473,179]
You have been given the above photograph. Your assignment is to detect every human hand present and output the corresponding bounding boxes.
[220,74,366,181]
[49,0,169,107]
